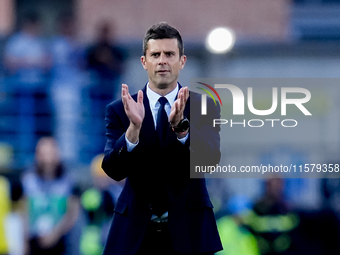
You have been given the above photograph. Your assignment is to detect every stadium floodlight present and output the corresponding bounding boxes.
[205,27,236,54]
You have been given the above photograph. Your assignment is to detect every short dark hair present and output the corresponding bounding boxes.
[143,22,184,56]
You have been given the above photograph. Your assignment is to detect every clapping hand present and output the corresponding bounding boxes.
[169,86,189,127]
[122,84,145,143]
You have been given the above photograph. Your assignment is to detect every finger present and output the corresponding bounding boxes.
[181,87,188,103]
[180,88,189,111]
[176,100,181,113]
[128,91,134,101]
[177,90,184,110]
[137,90,143,104]
[122,84,131,99]
[122,96,129,111]
[179,87,184,98]
[184,87,189,100]
[122,88,126,104]
[171,100,178,115]
[183,87,189,101]
[180,90,185,108]
[121,85,129,111]
[122,84,131,100]
[121,84,126,98]
[177,89,183,106]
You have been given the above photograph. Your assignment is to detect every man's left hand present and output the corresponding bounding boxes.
[169,86,189,127]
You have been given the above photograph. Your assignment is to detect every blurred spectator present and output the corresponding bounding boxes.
[0,175,11,255]
[21,137,80,255]
[4,175,24,255]
[243,178,299,255]
[85,21,125,156]
[322,177,340,218]
[3,12,51,165]
[216,195,260,255]
[4,12,50,89]
[80,154,124,255]
[86,21,125,101]
[89,154,124,205]
[310,177,340,254]
[0,142,25,255]
[49,12,85,164]
[206,179,230,219]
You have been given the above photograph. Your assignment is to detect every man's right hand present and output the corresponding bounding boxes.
[122,84,145,144]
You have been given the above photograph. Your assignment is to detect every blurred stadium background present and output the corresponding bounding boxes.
[0,0,340,254]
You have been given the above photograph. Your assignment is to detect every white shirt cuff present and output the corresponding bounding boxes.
[125,136,138,152]
[177,133,189,145]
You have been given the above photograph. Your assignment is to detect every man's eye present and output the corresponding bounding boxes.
[166,52,173,56]
[152,53,159,57]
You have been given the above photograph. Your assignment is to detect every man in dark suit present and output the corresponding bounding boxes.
[101,22,222,255]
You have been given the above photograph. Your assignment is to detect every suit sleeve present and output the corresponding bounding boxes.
[101,101,140,181]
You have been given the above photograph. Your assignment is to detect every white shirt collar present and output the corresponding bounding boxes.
[146,83,179,108]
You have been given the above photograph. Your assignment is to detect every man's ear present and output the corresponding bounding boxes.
[141,56,147,70]
[180,55,187,70]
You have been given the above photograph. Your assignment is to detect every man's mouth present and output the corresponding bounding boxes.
[156,70,170,74]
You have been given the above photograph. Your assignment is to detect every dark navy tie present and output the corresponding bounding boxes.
[156,97,168,146]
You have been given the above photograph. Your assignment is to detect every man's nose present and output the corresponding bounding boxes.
[158,53,167,64]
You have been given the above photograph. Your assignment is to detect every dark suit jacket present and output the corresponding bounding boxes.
[101,84,222,255]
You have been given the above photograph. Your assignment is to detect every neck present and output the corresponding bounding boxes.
[148,82,177,96]
[39,163,57,180]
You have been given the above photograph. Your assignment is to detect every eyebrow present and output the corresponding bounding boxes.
[149,50,176,55]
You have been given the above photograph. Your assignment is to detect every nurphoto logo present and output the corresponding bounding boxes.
[197,82,312,128]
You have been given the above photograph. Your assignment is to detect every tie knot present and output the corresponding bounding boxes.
[158,97,168,106]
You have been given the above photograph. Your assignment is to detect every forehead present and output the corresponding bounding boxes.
[146,38,179,53]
